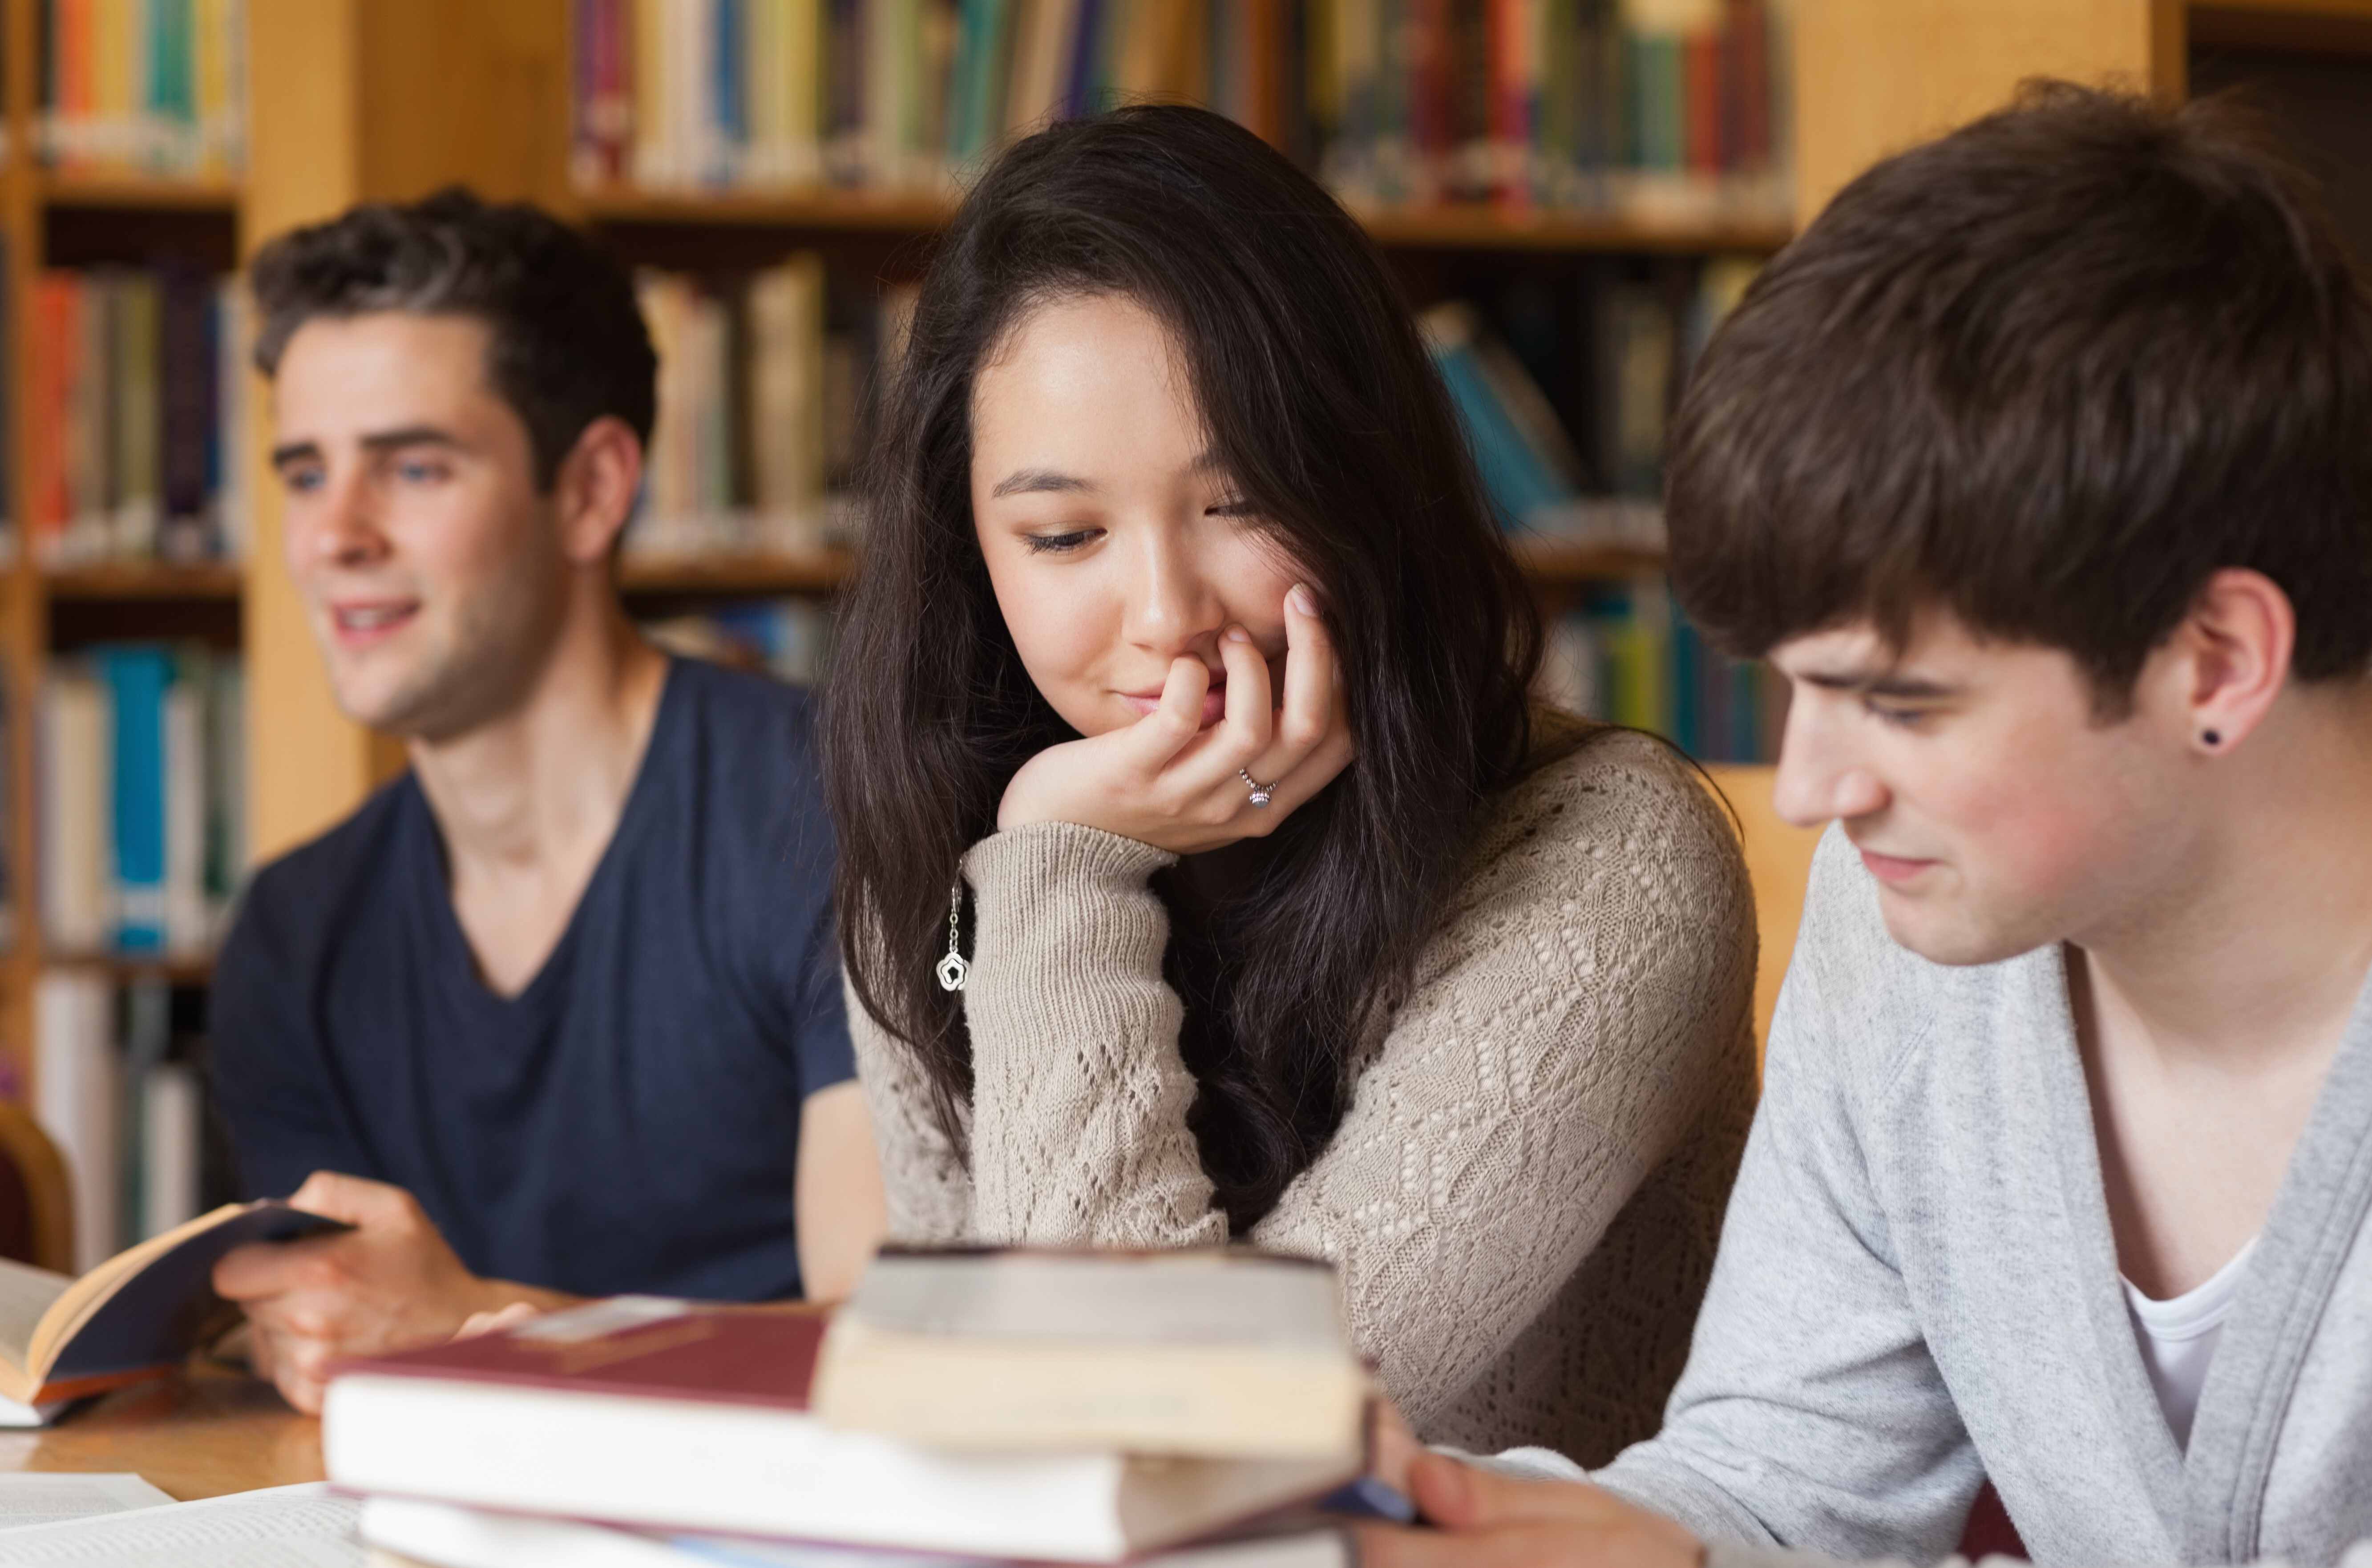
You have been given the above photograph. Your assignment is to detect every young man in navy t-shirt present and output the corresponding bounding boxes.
[208,190,885,1414]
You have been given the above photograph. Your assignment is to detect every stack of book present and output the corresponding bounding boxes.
[28,267,252,567]
[39,0,247,180]
[329,1248,1378,1568]
[627,259,907,561]
[570,0,1789,220]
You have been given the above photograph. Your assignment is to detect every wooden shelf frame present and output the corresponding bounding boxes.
[35,174,242,212]
[41,565,246,602]
[578,182,1793,255]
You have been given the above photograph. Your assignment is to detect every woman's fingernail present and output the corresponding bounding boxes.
[1289,584,1317,617]
[1224,625,1251,643]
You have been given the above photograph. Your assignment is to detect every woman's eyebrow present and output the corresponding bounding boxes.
[991,468,1095,498]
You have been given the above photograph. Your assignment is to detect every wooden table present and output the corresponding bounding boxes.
[0,1363,320,1500]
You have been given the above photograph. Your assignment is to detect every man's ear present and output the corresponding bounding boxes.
[551,415,645,565]
[2164,568,2295,755]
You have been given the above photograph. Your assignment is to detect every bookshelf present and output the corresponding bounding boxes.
[0,0,2365,1119]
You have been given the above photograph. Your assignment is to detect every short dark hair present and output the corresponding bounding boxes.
[250,187,657,491]
[1666,83,2372,701]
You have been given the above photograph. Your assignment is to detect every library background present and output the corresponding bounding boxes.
[0,0,2364,1274]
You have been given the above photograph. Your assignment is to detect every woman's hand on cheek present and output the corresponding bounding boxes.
[996,583,1354,854]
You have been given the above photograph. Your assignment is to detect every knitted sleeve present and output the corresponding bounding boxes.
[1249,734,1754,1427]
[852,732,1754,1427]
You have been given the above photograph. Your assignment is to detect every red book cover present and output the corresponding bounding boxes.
[1729,0,1769,171]
[1684,27,1721,177]
[30,275,77,549]
[1247,0,1281,150]
[330,1302,827,1414]
[1487,0,1531,209]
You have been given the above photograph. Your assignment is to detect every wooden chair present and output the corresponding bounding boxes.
[1701,765,1824,1067]
[0,1100,77,1274]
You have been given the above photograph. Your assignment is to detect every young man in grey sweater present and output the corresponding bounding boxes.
[1361,87,2372,1568]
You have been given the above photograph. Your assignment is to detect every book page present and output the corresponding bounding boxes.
[0,1481,360,1565]
[0,1259,71,1377]
[0,1472,172,1528]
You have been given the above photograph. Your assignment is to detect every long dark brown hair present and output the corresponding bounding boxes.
[824,105,1544,1231]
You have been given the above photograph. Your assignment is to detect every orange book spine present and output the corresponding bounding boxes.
[59,0,95,170]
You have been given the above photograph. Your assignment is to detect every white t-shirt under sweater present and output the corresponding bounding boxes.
[2123,1237,2257,1448]
[1493,1236,2268,1484]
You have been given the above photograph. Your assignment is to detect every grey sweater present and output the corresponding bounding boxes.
[1560,826,2372,1568]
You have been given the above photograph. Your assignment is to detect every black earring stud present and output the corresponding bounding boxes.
[2202,729,2222,747]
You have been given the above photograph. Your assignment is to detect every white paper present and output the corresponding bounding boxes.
[0,1477,172,1531]
[0,1481,360,1566]
[0,1399,67,1432]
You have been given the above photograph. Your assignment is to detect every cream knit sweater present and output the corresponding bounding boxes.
[849,728,1759,1461]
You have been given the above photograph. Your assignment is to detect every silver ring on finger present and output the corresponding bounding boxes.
[1240,768,1277,807]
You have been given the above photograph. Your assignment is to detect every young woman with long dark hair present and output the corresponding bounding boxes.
[823,105,1756,1459]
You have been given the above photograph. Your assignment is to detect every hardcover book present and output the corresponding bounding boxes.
[326,1295,1358,1563]
[0,1199,339,1417]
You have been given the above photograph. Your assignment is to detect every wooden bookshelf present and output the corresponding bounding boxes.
[578,187,958,232]
[36,175,242,213]
[580,183,1793,256]
[0,0,2357,1113]
[42,565,246,602]
[1354,205,1791,255]
[618,550,856,598]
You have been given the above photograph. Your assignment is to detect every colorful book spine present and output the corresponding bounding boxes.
[40,0,243,177]
[568,0,1785,215]
[40,645,243,958]
[29,267,243,567]
[1539,582,1779,762]
[641,596,837,685]
[629,254,850,561]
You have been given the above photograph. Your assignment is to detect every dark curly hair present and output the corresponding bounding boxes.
[824,105,1548,1232]
[249,187,656,491]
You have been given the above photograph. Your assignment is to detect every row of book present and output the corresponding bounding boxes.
[33,970,222,1274]
[27,267,252,567]
[39,0,246,179]
[1540,579,1782,762]
[38,643,246,960]
[1320,0,1787,214]
[1423,253,1755,533]
[571,0,1790,218]
[643,597,837,685]
[628,259,911,561]
[331,1249,1368,1567]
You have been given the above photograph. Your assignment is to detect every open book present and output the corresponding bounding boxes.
[0,1199,339,1417]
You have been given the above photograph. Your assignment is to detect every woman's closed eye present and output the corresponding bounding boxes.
[1022,527,1102,554]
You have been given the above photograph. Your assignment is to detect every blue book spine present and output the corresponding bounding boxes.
[715,0,747,160]
[1065,0,1101,117]
[1671,601,1703,757]
[103,647,173,953]
[1429,340,1568,526]
[1727,659,1758,763]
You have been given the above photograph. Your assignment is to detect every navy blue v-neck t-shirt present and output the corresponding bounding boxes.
[212,658,853,1301]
